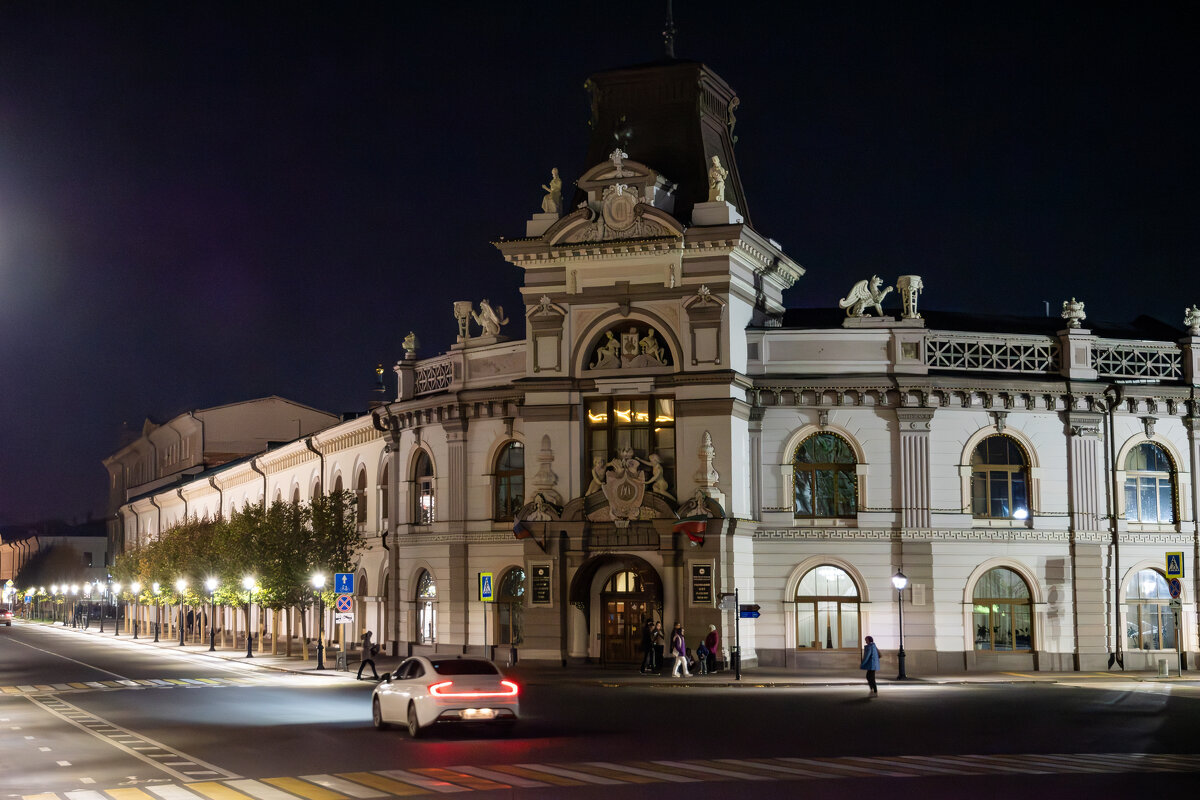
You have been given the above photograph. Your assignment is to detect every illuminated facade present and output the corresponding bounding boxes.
[114,60,1200,673]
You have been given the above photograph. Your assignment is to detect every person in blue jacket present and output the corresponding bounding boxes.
[860,635,880,696]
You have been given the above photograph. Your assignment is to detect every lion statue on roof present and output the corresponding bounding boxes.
[838,275,893,317]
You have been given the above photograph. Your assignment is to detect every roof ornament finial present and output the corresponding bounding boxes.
[663,0,677,59]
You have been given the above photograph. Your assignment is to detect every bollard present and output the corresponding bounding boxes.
[1157,658,1169,678]
[336,652,348,671]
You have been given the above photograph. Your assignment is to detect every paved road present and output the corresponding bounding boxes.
[4,621,1200,798]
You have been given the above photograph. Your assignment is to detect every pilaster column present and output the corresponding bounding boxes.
[896,407,934,529]
[443,413,469,523]
[748,407,764,520]
[1063,411,1104,533]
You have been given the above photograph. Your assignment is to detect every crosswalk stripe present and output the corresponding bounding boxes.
[833,756,937,777]
[52,683,74,691]
[408,767,510,791]
[183,782,257,800]
[19,794,57,800]
[340,772,439,795]
[64,792,107,800]
[628,759,720,780]
[558,763,659,783]
[864,756,977,775]
[586,761,697,782]
[894,755,991,774]
[1,686,21,693]
[145,786,205,799]
[446,765,549,788]
[261,777,351,800]
[718,758,834,778]
[512,763,624,785]
[654,760,773,781]
[222,780,306,800]
[298,775,389,798]
[375,769,468,793]
[100,789,156,800]
[480,764,586,786]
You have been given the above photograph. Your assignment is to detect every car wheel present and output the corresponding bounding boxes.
[372,698,388,730]
[406,703,423,738]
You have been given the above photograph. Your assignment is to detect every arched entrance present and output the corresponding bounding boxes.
[569,555,662,666]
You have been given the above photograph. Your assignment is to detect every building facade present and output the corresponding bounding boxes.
[113,60,1200,673]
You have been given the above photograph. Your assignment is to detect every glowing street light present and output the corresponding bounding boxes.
[892,570,910,680]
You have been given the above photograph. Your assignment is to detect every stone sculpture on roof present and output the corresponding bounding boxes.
[839,276,893,317]
[472,299,509,336]
[1185,304,1200,335]
[540,167,562,215]
[707,155,728,202]
[1061,298,1086,329]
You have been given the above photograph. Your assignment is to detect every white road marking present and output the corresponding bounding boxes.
[4,634,130,679]
[146,786,205,799]
[378,768,471,792]
[512,763,623,785]
[64,790,105,799]
[449,765,551,787]
[226,779,314,800]
[56,760,71,766]
[299,775,389,797]
[653,760,773,780]
[588,761,700,782]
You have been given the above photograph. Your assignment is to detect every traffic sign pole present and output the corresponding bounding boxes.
[733,588,741,681]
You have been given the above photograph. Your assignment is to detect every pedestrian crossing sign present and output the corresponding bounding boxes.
[1166,552,1184,579]
[479,572,494,602]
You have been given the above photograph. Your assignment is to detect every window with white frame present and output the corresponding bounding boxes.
[414,451,435,525]
[1124,443,1175,523]
[794,566,860,649]
[1125,569,1176,650]
[971,435,1030,520]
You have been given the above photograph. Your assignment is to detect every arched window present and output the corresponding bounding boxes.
[355,471,368,525]
[416,570,436,645]
[794,566,860,649]
[414,451,435,525]
[379,464,390,524]
[292,487,301,505]
[971,435,1030,520]
[1125,569,1176,650]
[494,442,525,520]
[793,433,857,518]
[333,475,343,494]
[604,570,644,593]
[1124,443,1175,523]
[497,568,525,646]
[972,567,1032,651]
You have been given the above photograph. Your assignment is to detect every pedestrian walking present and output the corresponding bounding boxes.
[670,623,691,678]
[639,617,654,674]
[186,609,195,635]
[703,624,720,674]
[860,635,880,696]
[357,630,380,680]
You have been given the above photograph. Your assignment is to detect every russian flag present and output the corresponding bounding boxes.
[513,518,533,539]
[672,515,707,546]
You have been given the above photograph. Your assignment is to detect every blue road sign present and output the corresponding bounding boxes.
[1166,553,1184,579]
[479,572,494,602]
[1169,578,1183,599]
[334,573,354,594]
[739,611,760,619]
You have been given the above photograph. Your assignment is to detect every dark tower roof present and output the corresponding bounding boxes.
[576,60,749,227]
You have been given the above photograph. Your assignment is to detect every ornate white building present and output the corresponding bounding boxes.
[114,59,1200,673]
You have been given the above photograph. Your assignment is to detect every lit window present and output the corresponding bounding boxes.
[971,435,1030,520]
[972,567,1032,651]
[1125,569,1175,650]
[795,566,860,649]
[494,442,525,520]
[414,451,435,525]
[416,570,437,644]
[1124,443,1174,523]
[585,397,675,496]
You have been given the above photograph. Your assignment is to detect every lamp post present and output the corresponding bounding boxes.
[892,569,909,680]
[175,579,187,646]
[97,581,106,633]
[312,573,326,670]
[129,582,140,638]
[205,578,218,652]
[50,585,58,623]
[83,583,92,629]
[71,585,79,628]
[242,576,256,658]
[152,582,161,642]
[109,582,119,635]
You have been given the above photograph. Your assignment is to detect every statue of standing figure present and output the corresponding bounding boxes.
[707,155,728,202]
[540,167,562,215]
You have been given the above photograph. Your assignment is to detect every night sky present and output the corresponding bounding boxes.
[1,3,1196,525]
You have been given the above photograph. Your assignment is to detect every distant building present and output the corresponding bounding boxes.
[113,59,1200,673]
[1,518,108,586]
[103,397,338,555]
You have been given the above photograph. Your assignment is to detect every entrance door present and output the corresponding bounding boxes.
[603,598,648,664]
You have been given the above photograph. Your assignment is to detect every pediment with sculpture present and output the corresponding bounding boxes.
[586,322,673,371]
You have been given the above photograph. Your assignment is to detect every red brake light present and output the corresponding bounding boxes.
[428,680,519,698]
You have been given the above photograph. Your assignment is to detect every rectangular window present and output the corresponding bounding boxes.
[585,396,675,495]
[1124,478,1138,521]
[797,604,816,647]
[989,472,1010,518]
[1158,480,1174,523]
[972,472,988,516]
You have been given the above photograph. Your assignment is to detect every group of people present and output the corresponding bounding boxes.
[640,618,720,677]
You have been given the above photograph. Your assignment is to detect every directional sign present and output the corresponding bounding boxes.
[335,594,353,613]
[739,604,761,613]
[739,611,761,619]
[1166,553,1184,579]
[1169,578,1183,599]
[479,572,494,602]
[334,573,354,594]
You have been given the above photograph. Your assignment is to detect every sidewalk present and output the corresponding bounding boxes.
[28,619,1200,689]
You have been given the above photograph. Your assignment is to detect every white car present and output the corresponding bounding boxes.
[371,656,519,737]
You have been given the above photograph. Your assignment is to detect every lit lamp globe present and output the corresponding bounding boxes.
[175,578,187,594]
[312,573,325,590]
[205,577,218,593]
[242,576,256,592]
[131,581,141,595]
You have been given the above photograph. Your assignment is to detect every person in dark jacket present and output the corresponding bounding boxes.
[860,635,880,696]
[700,624,720,674]
[357,630,379,680]
[639,618,655,674]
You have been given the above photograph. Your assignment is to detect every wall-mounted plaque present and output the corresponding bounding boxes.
[531,564,552,605]
[691,562,713,606]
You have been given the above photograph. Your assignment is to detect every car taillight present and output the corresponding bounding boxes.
[428,680,519,698]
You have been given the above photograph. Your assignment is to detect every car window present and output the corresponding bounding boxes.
[397,659,418,680]
[431,659,500,676]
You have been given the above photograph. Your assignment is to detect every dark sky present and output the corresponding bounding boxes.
[0,2,1196,525]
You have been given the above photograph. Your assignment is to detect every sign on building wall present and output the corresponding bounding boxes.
[1166,552,1184,579]
[531,564,552,605]
[691,562,714,606]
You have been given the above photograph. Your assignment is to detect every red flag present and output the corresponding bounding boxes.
[673,515,706,545]
[512,519,533,540]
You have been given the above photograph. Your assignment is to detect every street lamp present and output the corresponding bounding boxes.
[242,576,256,659]
[312,573,326,670]
[71,585,79,628]
[152,582,161,642]
[129,582,141,638]
[205,577,218,652]
[112,583,121,636]
[175,579,187,646]
[50,585,58,623]
[892,569,909,680]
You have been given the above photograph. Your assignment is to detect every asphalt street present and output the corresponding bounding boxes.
[3,620,1200,798]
